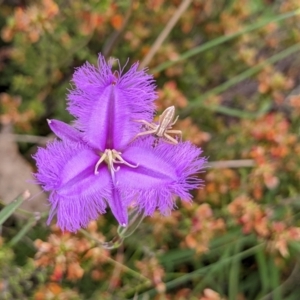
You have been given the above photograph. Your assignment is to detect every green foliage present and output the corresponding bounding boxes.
[0,242,47,299]
[1,0,300,299]
[0,192,27,225]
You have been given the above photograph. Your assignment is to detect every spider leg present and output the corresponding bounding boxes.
[170,115,179,126]
[129,129,157,143]
[166,129,182,142]
[163,133,179,145]
[133,119,156,129]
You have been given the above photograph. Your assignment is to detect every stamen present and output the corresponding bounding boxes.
[111,150,139,168]
[94,151,107,174]
[94,149,139,177]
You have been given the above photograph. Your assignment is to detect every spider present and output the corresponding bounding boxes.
[130,106,182,146]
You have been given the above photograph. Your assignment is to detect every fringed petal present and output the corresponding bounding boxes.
[67,54,157,150]
[117,140,206,216]
[34,140,112,231]
[48,190,108,232]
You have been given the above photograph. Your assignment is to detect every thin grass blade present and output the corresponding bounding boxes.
[181,43,300,117]
[0,191,30,226]
[152,9,300,73]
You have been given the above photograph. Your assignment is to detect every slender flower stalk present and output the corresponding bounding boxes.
[34,55,206,232]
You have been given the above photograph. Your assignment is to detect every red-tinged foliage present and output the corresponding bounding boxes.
[1,0,300,298]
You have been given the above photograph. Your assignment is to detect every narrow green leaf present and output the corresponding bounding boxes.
[269,257,281,300]
[8,211,48,247]
[229,241,243,300]
[255,248,269,295]
[8,218,36,247]
[134,243,264,299]
[187,102,271,119]
[181,43,300,117]
[0,191,30,226]
[152,9,300,73]
[159,248,194,264]
[193,244,232,294]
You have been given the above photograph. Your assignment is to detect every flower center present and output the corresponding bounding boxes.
[94,149,138,181]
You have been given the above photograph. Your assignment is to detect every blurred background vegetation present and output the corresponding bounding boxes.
[1,0,300,299]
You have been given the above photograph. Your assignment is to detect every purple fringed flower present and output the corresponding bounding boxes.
[34,55,206,232]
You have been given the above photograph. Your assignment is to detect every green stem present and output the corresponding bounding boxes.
[81,207,145,250]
